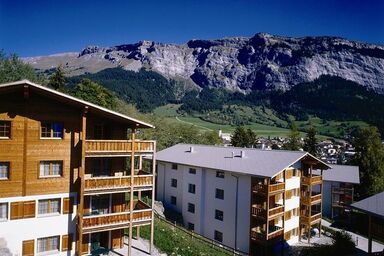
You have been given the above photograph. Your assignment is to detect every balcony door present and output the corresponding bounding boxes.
[91,195,110,215]
[93,158,112,177]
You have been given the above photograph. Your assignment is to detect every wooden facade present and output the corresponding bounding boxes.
[0,80,156,256]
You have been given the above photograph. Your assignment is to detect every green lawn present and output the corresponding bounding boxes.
[129,215,234,256]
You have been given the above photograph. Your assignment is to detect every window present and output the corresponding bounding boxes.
[216,171,225,178]
[39,161,62,177]
[170,196,176,205]
[188,184,196,194]
[0,121,11,138]
[215,209,223,221]
[171,163,178,170]
[37,236,60,253]
[188,203,195,213]
[38,199,61,215]
[189,168,196,174]
[0,162,10,179]
[214,230,223,242]
[0,203,8,221]
[188,222,195,231]
[292,188,298,197]
[41,122,63,138]
[215,188,224,200]
[171,178,177,188]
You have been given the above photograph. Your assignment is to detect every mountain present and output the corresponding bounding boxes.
[24,33,384,93]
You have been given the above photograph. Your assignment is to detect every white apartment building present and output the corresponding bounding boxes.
[156,144,331,255]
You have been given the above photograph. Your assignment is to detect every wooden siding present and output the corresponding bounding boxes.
[22,239,34,256]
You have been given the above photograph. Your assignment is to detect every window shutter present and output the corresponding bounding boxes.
[63,197,73,214]
[23,201,36,218]
[62,234,72,251]
[22,239,34,256]
[10,202,23,220]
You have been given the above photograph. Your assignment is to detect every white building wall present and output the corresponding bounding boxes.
[285,196,300,212]
[156,161,251,253]
[0,192,77,256]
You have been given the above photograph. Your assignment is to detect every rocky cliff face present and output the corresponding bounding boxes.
[24,33,384,93]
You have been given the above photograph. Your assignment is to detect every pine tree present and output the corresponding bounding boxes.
[48,65,67,92]
[284,121,301,150]
[304,125,317,155]
[231,126,257,147]
[351,126,384,198]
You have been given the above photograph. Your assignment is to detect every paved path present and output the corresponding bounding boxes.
[322,219,384,254]
[108,237,165,256]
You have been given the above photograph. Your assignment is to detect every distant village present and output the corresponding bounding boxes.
[219,130,357,165]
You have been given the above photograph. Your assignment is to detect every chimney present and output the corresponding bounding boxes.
[231,151,235,158]
[240,150,245,158]
[189,146,194,153]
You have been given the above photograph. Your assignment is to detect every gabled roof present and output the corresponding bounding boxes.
[156,144,330,178]
[351,192,384,219]
[0,80,154,128]
[313,164,360,184]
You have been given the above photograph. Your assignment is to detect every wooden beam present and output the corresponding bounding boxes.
[150,141,156,254]
[368,215,372,254]
[128,129,136,256]
[77,108,87,256]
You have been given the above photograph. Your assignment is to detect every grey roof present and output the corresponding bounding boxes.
[351,192,384,219]
[313,165,360,184]
[156,144,330,178]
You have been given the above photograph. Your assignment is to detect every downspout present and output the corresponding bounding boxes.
[231,174,239,251]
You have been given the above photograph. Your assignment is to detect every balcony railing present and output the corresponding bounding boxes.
[301,192,322,205]
[252,182,285,194]
[332,187,354,194]
[82,201,152,233]
[268,204,284,217]
[252,205,267,218]
[301,175,322,185]
[300,212,322,225]
[251,226,284,241]
[85,140,155,156]
[84,174,153,193]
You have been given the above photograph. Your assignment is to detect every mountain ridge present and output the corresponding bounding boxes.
[24,33,384,93]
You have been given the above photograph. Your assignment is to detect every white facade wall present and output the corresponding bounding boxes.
[156,162,251,253]
[0,192,77,256]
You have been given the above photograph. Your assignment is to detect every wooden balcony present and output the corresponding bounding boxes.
[82,201,152,234]
[301,175,322,185]
[301,193,322,205]
[85,140,155,157]
[252,205,267,219]
[268,204,284,217]
[84,174,153,194]
[300,212,322,225]
[252,182,285,195]
[251,226,284,241]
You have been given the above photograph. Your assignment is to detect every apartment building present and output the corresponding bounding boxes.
[0,80,156,256]
[314,165,360,219]
[156,144,331,255]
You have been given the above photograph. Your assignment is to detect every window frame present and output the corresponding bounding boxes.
[187,203,195,213]
[171,163,178,170]
[188,183,196,194]
[40,121,64,139]
[0,162,10,180]
[215,209,224,221]
[37,235,60,254]
[170,196,177,205]
[0,202,8,221]
[38,198,61,216]
[214,230,223,243]
[0,121,11,139]
[189,168,196,174]
[39,161,63,178]
[215,188,224,200]
[171,178,177,188]
[187,222,195,231]
[216,171,225,178]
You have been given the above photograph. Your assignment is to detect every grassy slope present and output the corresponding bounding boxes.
[153,104,367,139]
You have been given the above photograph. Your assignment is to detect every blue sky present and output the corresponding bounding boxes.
[1,0,383,57]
